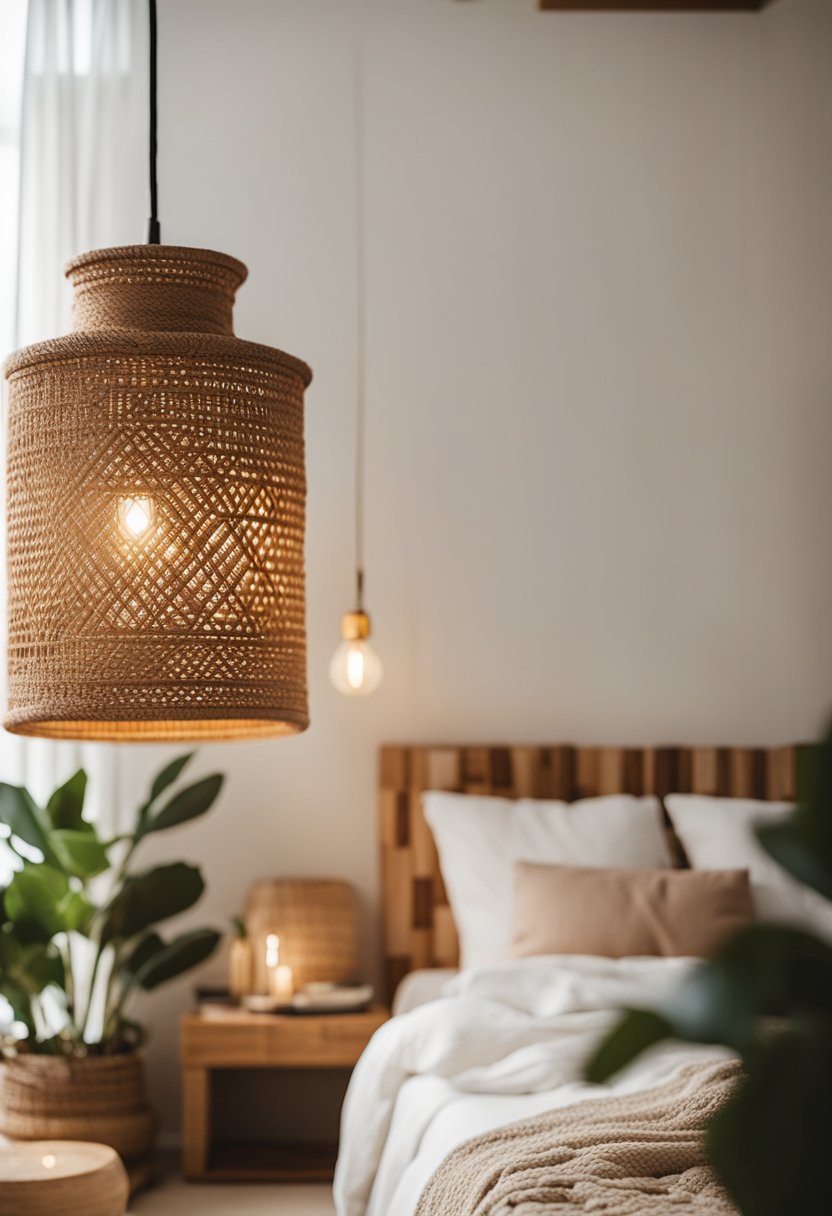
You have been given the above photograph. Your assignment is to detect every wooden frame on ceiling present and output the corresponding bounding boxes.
[539,1,771,10]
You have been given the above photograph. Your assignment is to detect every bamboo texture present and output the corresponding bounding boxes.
[0,1140,129,1216]
[0,1054,156,1172]
[245,878,360,991]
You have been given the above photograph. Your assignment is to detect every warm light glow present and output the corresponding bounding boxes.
[264,933,293,999]
[41,1154,57,1169]
[347,646,365,690]
[269,963,294,1000]
[329,639,383,697]
[117,494,155,541]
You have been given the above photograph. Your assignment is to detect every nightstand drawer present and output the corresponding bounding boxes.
[182,1006,388,1069]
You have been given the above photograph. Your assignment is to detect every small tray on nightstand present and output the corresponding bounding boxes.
[241,983,374,1015]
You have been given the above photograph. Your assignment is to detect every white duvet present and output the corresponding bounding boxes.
[334,956,732,1216]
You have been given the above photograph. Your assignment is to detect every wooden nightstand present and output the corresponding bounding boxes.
[180,1005,388,1182]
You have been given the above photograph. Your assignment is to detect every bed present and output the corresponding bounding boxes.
[334,742,800,1216]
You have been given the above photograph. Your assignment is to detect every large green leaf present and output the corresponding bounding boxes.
[60,890,95,935]
[757,816,832,903]
[690,925,832,1032]
[0,932,65,995]
[586,1008,673,1084]
[7,916,52,946]
[587,926,832,1085]
[0,784,57,866]
[16,942,64,992]
[101,862,205,943]
[4,865,69,937]
[797,730,832,827]
[0,976,34,1029]
[708,1025,832,1216]
[122,931,166,978]
[149,753,195,804]
[3,865,94,939]
[664,961,759,1053]
[756,730,832,901]
[45,770,88,832]
[131,928,221,991]
[140,775,223,838]
[51,829,109,880]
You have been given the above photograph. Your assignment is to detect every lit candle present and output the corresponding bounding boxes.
[264,933,294,1001]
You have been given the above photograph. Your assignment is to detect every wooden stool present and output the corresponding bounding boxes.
[0,1140,128,1216]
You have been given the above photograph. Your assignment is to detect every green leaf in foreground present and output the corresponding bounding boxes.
[708,1025,832,1216]
[586,1008,674,1084]
[756,818,832,903]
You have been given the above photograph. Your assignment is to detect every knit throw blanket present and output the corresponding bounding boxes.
[415,1060,739,1216]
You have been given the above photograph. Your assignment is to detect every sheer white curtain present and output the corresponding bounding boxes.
[1,0,148,840]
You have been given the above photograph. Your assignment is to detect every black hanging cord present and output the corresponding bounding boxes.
[353,42,366,613]
[147,0,160,243]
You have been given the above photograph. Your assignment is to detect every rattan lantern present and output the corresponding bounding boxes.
[3,244,312,741]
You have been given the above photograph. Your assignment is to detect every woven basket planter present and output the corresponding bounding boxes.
[2,244,312,742]
[0,1054,156,1186]
[246,878,360,992]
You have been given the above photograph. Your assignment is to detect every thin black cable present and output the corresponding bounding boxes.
[353,40,365,611]
[147,0,160,243]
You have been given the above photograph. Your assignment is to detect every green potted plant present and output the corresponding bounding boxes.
[0,752,223,1184]
[587,722,832,1216]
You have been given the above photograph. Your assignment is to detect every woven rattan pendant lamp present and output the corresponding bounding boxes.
[2,1,312,742]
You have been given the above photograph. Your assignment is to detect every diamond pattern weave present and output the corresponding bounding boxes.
[3,245,311,741]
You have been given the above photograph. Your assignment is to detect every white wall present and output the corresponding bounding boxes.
[117,0,832,1132]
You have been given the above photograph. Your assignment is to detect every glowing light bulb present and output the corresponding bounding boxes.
[347,645,366,690]
[117,494,155,541]
[329,610,383,696]
[41,1154,57,1169]
[265,934,280,968]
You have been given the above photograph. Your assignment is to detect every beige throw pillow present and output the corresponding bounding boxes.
[511,862,753,959]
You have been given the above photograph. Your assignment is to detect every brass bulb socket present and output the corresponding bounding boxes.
[340,610,371,642]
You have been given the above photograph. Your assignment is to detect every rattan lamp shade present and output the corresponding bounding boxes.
[245,878,360,991]
[3,245,312,741]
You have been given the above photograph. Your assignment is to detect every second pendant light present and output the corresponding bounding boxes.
[329,44,382,699]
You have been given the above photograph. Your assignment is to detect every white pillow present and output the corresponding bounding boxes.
[665,795,832,941]
[422,791,671,970]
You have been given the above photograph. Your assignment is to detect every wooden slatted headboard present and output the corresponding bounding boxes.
[379,743,802,1000]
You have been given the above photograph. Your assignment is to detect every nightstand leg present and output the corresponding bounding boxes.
[182,1066,211,1179]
